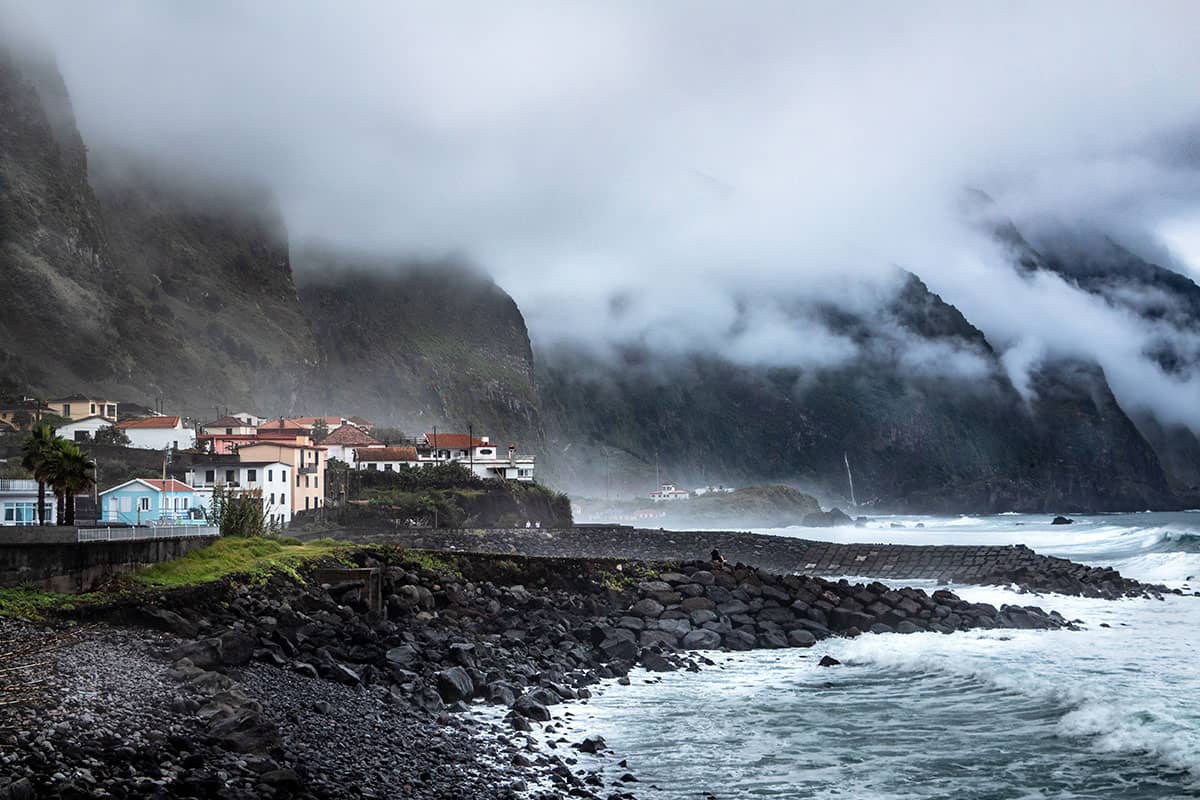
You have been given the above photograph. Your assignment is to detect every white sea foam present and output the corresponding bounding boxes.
[553,513,1200,798]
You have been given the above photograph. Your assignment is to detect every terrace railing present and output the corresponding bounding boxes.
[77,525,219,543]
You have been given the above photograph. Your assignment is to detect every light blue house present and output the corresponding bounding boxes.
[99,479,201,526]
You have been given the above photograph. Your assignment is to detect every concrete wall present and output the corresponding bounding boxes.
[0,528,217,592]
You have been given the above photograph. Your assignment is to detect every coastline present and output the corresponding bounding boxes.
[0,539,1131,799]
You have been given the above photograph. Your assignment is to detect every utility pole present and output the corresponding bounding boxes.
[468,423,474,478]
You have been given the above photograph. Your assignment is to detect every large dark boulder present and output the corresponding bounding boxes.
[435,666,475,703]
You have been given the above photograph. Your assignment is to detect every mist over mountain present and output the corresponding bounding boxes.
[2,5,1200,511]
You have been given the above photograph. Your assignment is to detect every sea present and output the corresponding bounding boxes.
[546,512,1200,799]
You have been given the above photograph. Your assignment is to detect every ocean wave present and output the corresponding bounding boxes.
[838,622,1200,782]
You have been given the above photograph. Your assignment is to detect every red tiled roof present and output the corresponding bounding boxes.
[322,424,382,446]
[257,418,307,431]
[358,446,418,461]
[203,416,252,428]
[290,416,343,427]
[423,433,486,448]
[142,479,193,492]
[347,416,374,428]
[117,416,182,429]
[240,441,324,451]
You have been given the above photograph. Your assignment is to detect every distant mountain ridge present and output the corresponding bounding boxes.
[1,49,1197,512]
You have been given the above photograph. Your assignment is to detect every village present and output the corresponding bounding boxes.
[0,393,538,528]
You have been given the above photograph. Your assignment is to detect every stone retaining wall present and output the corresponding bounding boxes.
[0,532,217,593]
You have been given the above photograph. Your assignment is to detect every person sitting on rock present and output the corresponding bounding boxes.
[710,548,726,563]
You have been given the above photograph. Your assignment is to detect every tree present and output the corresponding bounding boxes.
[44,440,95,526]
[311,419,329,443]
[20,423,60,525]
[93,424,131,446]
[205,485,277,537]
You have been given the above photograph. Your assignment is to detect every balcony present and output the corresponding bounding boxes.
[0,479,39,493]
[299,465,318,474]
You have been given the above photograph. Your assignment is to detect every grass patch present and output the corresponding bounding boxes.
[0,587,93,620]
[132,535,348,589]
[390,549,460,576]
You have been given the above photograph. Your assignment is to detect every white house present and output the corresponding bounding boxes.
[230,411,267,427]
[56,415,114,443]
[178,460,294,526]
[116,416,191,450]
[355,433,538,482]
[417,433,537,481]
[355,446,419,472]
[321,423,384,464]
[650,482,690,502]
[199,415,257,436]
[0,479,56,525]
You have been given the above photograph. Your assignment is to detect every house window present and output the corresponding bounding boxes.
[304,475,310,488]
[247,469,257,482]
[296,474,300,486]
[225,470,236,483]
[90,403,96,414]
[120,497,132,513]
[268,470,273,481]
[225,428,233,435]
[74,431,88,443]
[384,463,393,472]
[269,493,275,504]
[62,404,71,417]
[479,449,493,456]
[205,469,215,483]
[305,497,310,510]
[106,405,116,417]
[368,463,377,471]
[138,497,150,511]
[182,498,189,509]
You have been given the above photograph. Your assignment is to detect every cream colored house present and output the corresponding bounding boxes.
[49,395,118,421]
[237,440,326,515]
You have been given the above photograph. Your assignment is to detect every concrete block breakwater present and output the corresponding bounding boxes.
[320,525,1170,598]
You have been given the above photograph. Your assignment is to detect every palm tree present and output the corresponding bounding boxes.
[20,423,61,526]
[45,441,96,526]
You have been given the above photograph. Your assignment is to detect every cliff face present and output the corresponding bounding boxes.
[538,270,1179,512]
[0,46,119,392]
[294,253,541,446]
[89,154,318,414]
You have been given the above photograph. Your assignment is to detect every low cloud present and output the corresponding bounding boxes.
[4,1,1200,427]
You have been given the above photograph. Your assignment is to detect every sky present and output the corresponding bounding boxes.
[4,1,1200,427]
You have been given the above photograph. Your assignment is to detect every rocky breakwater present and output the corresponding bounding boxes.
[3,551,1075,799]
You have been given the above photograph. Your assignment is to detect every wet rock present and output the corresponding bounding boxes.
[435,666,475,703]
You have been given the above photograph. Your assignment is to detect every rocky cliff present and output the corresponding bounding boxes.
[538,270,1179,512]
[0,51,539,444]
[293,251,541,447]
[0,45,118,393]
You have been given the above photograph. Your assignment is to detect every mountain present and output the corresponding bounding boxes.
[0,49,540,447]
[983,199,1200,494]
[294,251,541,446]
[0,45,118,393]
[0,50,1192,512]
[538,270,1178,512]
